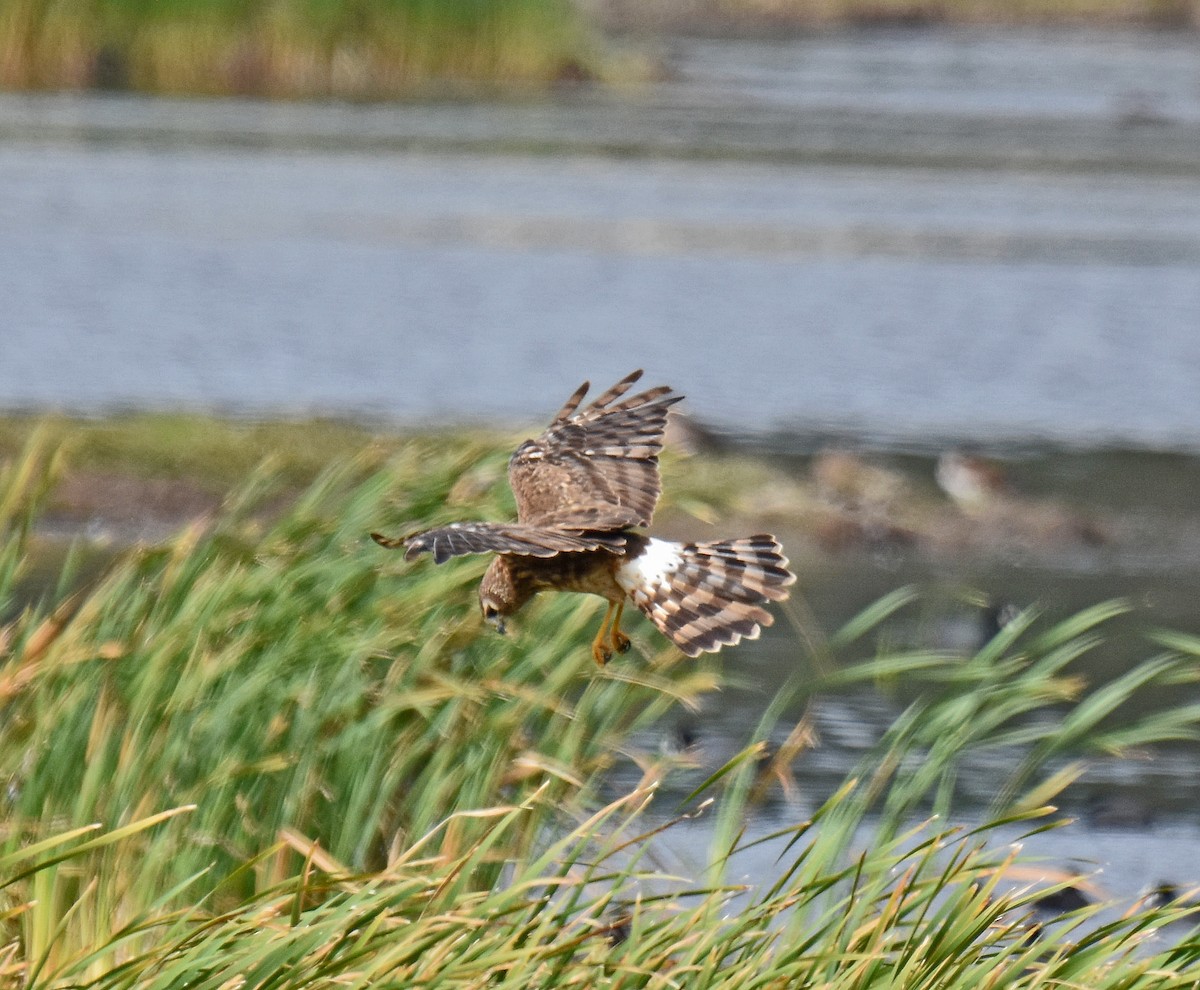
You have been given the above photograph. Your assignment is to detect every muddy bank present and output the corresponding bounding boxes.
[579,0,1200,33]
[17,419,1200,585]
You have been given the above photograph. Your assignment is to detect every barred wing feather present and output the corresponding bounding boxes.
[509,369,683,531]
[372,522,626,564]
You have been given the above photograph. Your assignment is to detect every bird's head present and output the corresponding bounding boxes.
[479,594,507,635]
[478,557,531,635]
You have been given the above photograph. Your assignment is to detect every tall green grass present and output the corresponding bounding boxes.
[1,430,1199,986]
[0,0,598,97]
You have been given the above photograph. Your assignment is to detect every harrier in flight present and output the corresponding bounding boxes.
[372,370,795,664]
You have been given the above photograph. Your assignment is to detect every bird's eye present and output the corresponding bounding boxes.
[481,603,507,634]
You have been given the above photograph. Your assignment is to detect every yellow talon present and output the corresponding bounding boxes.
[609,600,631,654]
[591,601,617,666]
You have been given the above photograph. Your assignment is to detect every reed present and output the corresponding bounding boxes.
[0,429,1198,986]
[0,0,598,97]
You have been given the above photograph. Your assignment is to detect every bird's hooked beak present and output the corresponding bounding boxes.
[482,605,507,636]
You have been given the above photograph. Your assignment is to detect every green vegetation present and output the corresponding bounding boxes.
[0,427,1199,986]
[0,413,773,535]
[0,413,380,485]
[0,0,601,97]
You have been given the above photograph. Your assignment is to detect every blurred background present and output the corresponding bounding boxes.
[4,0,1200,903]
[4,0,1200,440]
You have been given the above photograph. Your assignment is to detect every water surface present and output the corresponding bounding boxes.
[3,29,1200,448]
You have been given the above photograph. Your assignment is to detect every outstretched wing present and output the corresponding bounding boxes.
[372,522,626,565]
[508,369,683,531]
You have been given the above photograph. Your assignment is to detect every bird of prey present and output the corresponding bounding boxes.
[372,370,795,664]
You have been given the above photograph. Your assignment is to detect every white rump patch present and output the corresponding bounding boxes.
[616,538,684,596]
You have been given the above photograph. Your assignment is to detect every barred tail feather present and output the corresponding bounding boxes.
[618,535,796,658]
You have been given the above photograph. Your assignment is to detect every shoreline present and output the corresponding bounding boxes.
[578,0,1200,34]
[9,413,1200,582]
[1,3,1197,102]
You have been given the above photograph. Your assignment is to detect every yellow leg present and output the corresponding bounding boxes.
[608,600,631,655]
[591,601,617,666]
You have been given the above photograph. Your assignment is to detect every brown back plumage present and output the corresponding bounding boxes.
[629,536,795,657]
[508,369,683,531]
[375,370,681,566]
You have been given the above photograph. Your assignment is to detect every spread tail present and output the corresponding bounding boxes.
[617,535,795,657]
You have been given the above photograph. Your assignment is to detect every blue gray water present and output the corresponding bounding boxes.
[3,29,1200,448]
[6,142,1199,446]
